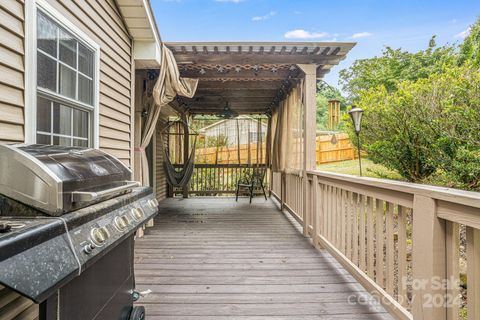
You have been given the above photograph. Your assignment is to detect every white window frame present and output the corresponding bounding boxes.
[25,0,100,148]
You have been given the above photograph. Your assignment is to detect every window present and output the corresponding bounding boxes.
[35,9,96,147]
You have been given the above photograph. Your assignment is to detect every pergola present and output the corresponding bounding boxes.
[166,42,356,115]
[164,41,355,175]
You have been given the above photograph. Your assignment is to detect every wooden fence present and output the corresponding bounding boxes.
[195,133,356,165]
[271,170,480,320]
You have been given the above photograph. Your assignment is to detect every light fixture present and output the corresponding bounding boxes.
[217,66,225,73]
[271,67,278,73]
[289,65,296,71]
[218,101,238,119]
[235,66,242,73]
[253,65,260,71]
[348,105,364,176]
[199,68,206,75]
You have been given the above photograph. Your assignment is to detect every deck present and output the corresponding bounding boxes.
[134,197,393,319]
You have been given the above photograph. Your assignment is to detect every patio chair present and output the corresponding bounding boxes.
[235,167,267,203]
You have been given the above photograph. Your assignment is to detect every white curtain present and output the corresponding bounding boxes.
[134,44,198,186]
[270,82,304,172]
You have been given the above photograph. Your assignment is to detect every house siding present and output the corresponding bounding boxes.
[0,0,25,144]
[44,0,133,166]
[0,0,134,167]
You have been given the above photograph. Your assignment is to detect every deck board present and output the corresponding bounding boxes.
[134,197,393,319]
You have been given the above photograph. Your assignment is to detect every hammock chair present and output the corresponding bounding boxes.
[160,119,197,188]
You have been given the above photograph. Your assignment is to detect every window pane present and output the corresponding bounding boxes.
[37,134,51,145]
[78,74,93,105]
[73,139,88,147]
[37,12,57,57]
[53,136,72,146]
[37,52,57,91]
[59,30,77,68]
[73,109,88,138]
[37,96,52,132]
[53,103,71,135]
[78,43,94,77]
[59,64,76,99]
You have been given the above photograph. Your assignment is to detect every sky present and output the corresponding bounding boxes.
[151,0,479,89]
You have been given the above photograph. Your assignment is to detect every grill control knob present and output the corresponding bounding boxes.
[90,227,110,246]
[131,208,144,221]
[84,243,95,254]
[148,199,159,208]
[114,215,130,231]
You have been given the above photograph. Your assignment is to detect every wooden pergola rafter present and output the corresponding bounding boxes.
[165,42,355,115]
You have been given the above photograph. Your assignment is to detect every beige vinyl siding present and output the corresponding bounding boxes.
[43,0,133,166]
[0,285,38,320]
[0,0,25,143]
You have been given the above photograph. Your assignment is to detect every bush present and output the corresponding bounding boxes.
[345,64,480,188]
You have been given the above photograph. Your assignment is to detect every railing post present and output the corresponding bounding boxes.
[302,172,309,237]
[311,174,320,248]
[411,195,447,320]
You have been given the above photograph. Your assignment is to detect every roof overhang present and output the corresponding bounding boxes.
[165,42,356,115]
[116,0,162,68]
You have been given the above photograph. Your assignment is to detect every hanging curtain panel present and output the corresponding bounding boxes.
[134,44,198,186]
[270,82,304,172]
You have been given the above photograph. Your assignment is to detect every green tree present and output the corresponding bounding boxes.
[344,64,480,186]
[459,17,480,66]
[339,37,457,99]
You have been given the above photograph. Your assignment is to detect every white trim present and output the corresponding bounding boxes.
[24,0,100,148]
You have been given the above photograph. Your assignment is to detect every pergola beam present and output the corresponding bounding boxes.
[197,81,286,90]
[174,54,346,65]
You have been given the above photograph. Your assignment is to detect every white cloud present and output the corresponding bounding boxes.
[293,10,301,14]
[455,28,471,39]
[284,29,329,39]
[351,32,372,39]
[215,0,243,3]
[450,19,458,24]
[252,11,276,21]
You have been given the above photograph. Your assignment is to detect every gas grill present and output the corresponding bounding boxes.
[0,144,158,320]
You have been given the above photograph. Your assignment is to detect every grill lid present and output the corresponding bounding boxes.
[0,144,135,215]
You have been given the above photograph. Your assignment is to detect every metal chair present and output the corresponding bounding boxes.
[235,167,267,203]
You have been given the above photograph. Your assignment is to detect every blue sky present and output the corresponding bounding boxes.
[151,0,479,89]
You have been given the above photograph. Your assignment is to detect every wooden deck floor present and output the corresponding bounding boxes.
[134,197,393,320]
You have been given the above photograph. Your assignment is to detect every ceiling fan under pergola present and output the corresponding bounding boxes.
[217,101,239,119]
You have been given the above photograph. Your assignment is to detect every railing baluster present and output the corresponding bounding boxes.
[332,187,338,246]
[340,189,346,253]
[397,206,407,308]
[386,202,395,295]
[376,199,385,288]
[346,191,353,260]
[467,226,480,320]
[367,197,375,278]
[359,194,366,271]
[352,193,359,266]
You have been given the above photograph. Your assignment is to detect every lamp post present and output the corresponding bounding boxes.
[348,105,364,176]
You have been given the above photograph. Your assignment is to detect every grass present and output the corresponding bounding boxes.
[317,158,403,180]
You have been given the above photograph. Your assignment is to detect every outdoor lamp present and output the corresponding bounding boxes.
[348,105,364,133]
[348,106,364,176]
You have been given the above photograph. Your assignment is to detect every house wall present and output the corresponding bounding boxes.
[0,0,135,316]
[0,0,25,144]
[0,0,134,167]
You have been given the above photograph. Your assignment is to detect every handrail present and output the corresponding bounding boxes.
[308,170,480,209]
[273,169,480,320]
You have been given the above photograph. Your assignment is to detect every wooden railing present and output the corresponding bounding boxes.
[173,163,268,196]
[271,170,480,320]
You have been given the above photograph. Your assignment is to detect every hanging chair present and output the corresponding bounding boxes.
[160,119,197,188]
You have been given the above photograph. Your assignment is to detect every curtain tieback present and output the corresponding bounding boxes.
[134,147,145,151]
